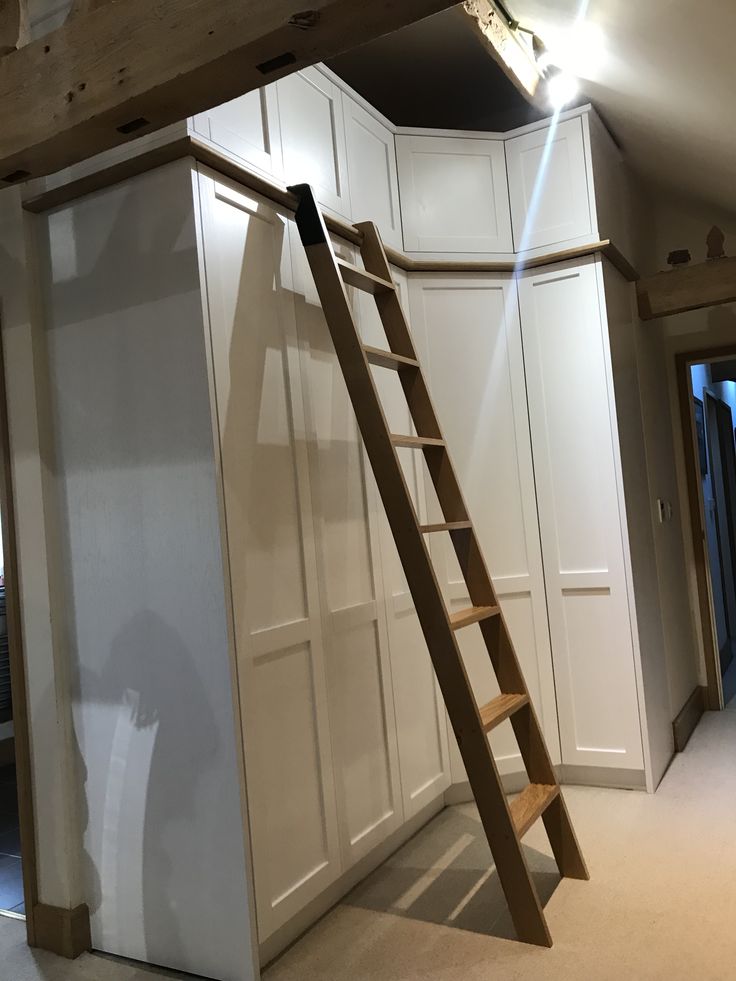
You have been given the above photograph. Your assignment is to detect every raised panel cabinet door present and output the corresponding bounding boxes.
[191,84,282,178]
[353,272,452,819]
[197,171,342,942]
[343,95,402,250]
[506,116,594,253]
[289,229,405,865]
[517,256,644,772]
[396,135,513,254]
[409,273,561,785]
[278,67,350,218]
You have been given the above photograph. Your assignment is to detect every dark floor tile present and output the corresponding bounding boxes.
[0,854,23,911]
[0,826,21,858]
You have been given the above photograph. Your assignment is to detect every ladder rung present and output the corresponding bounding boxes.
[419,520,473,534]
[337,258,395,294]
[449,605,501,630]
[479,692,529,732]
[510,784,560,839]
[390,435,444,449]
[364,346,419,371]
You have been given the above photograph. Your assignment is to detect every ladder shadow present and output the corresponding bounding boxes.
[343,803,560,942]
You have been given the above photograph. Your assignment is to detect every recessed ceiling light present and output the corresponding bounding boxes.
[546,70,579,109]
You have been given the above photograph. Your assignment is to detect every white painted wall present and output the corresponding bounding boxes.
[35,162,255,981]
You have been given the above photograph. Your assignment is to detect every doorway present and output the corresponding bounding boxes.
[678,348,736,709]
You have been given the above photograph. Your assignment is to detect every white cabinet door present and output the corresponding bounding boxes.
[396,135,513,254]
[289,229,405,866]
[355,271,452,818]
[192,85,282,178]
[198,171,342,941]
[343,95,402,250]
[409,273,560,781]
[506,116,594,253]
[518,257,644,772]
[278,67,350,217]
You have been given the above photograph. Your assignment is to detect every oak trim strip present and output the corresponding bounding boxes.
[21,135,640,281]
[30,903,91,959]
[672,685,707,752]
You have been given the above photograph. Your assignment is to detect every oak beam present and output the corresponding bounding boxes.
[637,256,736,321]
[0,0,459,182]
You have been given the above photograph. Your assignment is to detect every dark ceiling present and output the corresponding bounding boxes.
[327,8,550,132]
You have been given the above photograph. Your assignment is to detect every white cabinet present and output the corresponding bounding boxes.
[198,173,343,940]
[192,85,282,178]
[409,274,561,783]
[396,135,513,254]
[517,257,644,773]
[506,116,594,253]
[278,67,350,217]
[343,96,402,250]
[198,169,451,948]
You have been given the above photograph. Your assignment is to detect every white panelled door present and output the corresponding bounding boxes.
[289,229,405,866]
[278,67,351,218]
[517,256,644,771]
[198,171,343,941]
[506,116,593,253]
[192,84,282,179]
[355,270,452,818]
[409,273,561,781]
[343,95,403,250]
[396,135,513,254]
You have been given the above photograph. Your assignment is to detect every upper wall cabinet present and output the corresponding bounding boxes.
[343,97,402,250]
[506,116,594,254]
[192,86,282,179]
[396,135,513,254]
[278,67,351,218]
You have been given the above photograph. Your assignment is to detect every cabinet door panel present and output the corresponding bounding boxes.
[396,135,513,253]
[278,67,350,217]
[356,274,452,817]
[343,96,402,249]
[506,116,593,252]
[410,274,560,781]
[518,257,644,770]
[192,85,282,178]
[199,173,341,941]
[290,230,404,864]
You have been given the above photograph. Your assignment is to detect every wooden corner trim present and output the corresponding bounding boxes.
[672,686,707,752]
[30,903,91,959]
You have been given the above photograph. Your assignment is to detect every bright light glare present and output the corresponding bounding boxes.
[542,21,606,81]
[546,71,579,109]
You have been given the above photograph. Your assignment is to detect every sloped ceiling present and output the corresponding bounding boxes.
[330,2,736,218]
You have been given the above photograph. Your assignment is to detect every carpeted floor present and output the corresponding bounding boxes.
[263,705,736,981]
[3,704,735,980]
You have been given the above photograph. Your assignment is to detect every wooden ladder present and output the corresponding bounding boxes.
[289,183,588,947]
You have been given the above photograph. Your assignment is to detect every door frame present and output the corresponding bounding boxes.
[676,343,736,710]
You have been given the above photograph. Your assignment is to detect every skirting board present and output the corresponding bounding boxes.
[31,903,91,959]
[445,764,647,806]
[673,686,707,752]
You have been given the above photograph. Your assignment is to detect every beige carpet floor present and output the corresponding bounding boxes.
[3,705,735,980]
[264,705,736,981]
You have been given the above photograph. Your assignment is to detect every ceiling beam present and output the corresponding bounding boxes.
[0,0,460,183]
[637,257,736,320]
[461,0,543,105]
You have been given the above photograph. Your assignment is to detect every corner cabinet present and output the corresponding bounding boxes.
[517,257,644,774]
